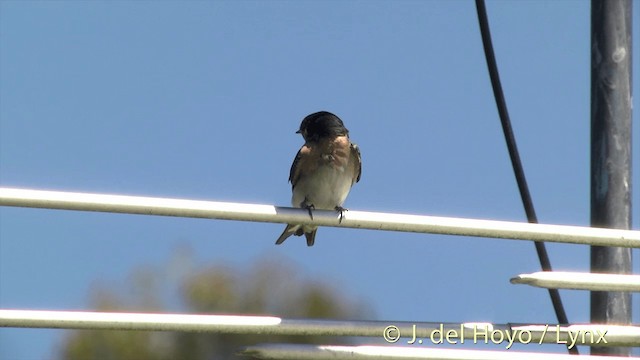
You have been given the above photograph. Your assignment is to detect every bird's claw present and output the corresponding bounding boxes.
[335,206,348,223]
[305,204,315,220]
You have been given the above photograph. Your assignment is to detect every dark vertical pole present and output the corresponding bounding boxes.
[590,0,632,356]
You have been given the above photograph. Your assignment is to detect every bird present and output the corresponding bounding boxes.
[275,111,362,246]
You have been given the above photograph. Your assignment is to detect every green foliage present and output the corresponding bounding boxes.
[57,251,369,360]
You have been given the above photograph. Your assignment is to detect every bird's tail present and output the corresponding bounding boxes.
[275,224,317,247]
[275,225,295,245]
[304,229,317,247]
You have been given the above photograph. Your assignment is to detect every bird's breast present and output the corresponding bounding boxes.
[291,136,355,209]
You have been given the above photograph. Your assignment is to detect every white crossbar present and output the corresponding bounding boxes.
[1,188,639,247]
[511,271,640,291]
[242,344,640,359]
[1,310,638,347]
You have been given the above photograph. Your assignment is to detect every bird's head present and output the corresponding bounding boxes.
[297,111,349,142]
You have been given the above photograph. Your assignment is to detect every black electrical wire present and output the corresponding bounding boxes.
[474,0,578,355]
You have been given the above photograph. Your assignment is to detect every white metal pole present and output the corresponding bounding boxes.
[511,271,640,292]
[0,310,638,347]
[242,344,640,359]
[1,188,639,247]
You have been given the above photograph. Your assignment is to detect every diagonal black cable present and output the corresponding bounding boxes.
[474,0,578,355]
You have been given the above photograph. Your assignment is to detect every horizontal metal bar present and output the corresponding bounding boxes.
[1,188,639,247]
[511,271,640,292]
[1,310,638,347]
[242,344,639,359]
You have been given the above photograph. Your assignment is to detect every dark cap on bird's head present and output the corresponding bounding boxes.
[297,111,349,142]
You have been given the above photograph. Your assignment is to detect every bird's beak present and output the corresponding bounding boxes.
[295,130,301,134]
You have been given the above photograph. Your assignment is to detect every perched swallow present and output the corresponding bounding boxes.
[275,111,362,246]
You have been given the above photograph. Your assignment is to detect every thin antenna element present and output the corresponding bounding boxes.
[1,187,638,247]
[474,0,576,354]
[243,344,640,360]
[1,310,639,346]
[511,271,640,292]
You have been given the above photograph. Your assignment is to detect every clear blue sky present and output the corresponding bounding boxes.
[1,1,639,358]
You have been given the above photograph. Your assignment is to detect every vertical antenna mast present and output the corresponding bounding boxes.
[590,0,633,356]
